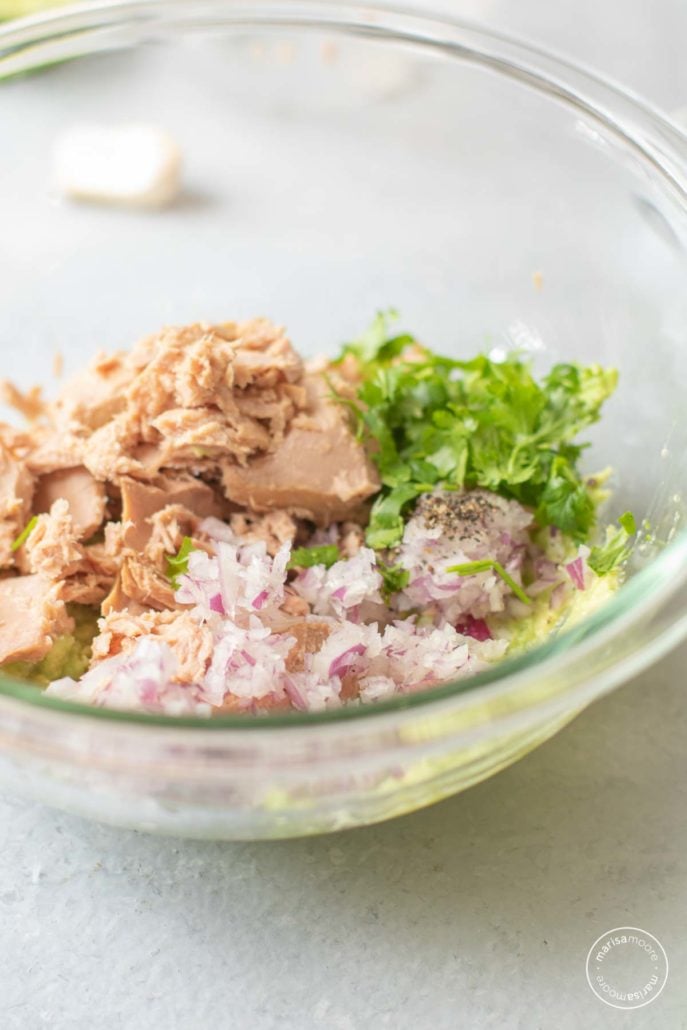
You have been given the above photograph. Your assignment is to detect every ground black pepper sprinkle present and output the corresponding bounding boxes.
[416,490,498,540]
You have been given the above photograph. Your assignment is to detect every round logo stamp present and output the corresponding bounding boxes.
[586,927,668,1009]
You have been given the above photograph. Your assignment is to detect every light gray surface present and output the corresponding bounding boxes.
[427,0,687,112]
[1,2,686,1028]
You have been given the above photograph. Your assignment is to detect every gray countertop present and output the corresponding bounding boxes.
[2,2,686,1028]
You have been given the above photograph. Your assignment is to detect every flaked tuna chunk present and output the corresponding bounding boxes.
[120,474,224,552]
[100,576,147,617]
[174,334,235,410]
[261,610,332,672]
[0,380,46,422]
[282,618,332,673]
[59,571,114,606]
[82,414,143,482]
[120,322,304,474]
[281,590,310,617]
[0,424,33,460]
[0,574,73,665]
[84,535,122,581]
[101,520,127,563]
[232,386,303,446]
[20,500,115,605]
[150,405,270,465]
[35,321,307,484]
[125,325,237,428]
[340,671,362,702]
[126,321,303,427]
[25,427,87,476]
[102,499,215,614]
[91,609,213,684]
[216,319,303,388]
[221,373,379,524]
[22,498,88,580]
[103,486,223,614]
[33,466,106,540]
[119,555,177,611]
[52,350,135,430]
[144,504,205,569]
[0,441,34,568]
[226,509,298,556]
[59,535,121,606]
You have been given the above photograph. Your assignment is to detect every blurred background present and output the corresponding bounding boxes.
[2,0,686,112]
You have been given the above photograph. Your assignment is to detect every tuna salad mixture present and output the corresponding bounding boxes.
[0,314,635,715]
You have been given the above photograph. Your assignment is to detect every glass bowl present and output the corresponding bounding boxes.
[0,0,686,839]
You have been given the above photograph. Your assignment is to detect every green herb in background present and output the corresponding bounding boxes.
[166,536,196,590]
[287,545,340,570]
[588,511,637,575]
[377,561,410,601]
[337,312,619,551]
[11,514,38,552]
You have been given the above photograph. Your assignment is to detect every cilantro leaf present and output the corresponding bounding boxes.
[535,458,596,540]
[620,511,637,535]
[287,545,340,570]
[166,536,196,590]
[338,309,415,366]
[588,511,636,575]
[11,515,38,552]
[365,484,427,549]
[377,562,410,601]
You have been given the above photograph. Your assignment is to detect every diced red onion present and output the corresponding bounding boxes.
[283,676,307,711]
[457,615,492,642]
[565,557,586,590]
[48,489,590,716]
[329,643,366,678]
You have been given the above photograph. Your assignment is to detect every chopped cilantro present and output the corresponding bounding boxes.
[378,561,410,601]
[166,536,196,590]
[287,545,340,570]
[11,515,38,552]
[337,314,619,549]
[620,511,637,535]
[365,484,429,550]
[588,511,636,575]
[446,559,532,605]
[336,309,416,367]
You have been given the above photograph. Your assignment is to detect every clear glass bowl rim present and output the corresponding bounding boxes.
[1,0,686,732]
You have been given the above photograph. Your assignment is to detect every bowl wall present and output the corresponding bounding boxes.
[0,2,686,837]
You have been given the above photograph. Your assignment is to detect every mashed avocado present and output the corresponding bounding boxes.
[491,518,621,656]
[499,572,619,656]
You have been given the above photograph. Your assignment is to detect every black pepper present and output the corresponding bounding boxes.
[416,490,498,541]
